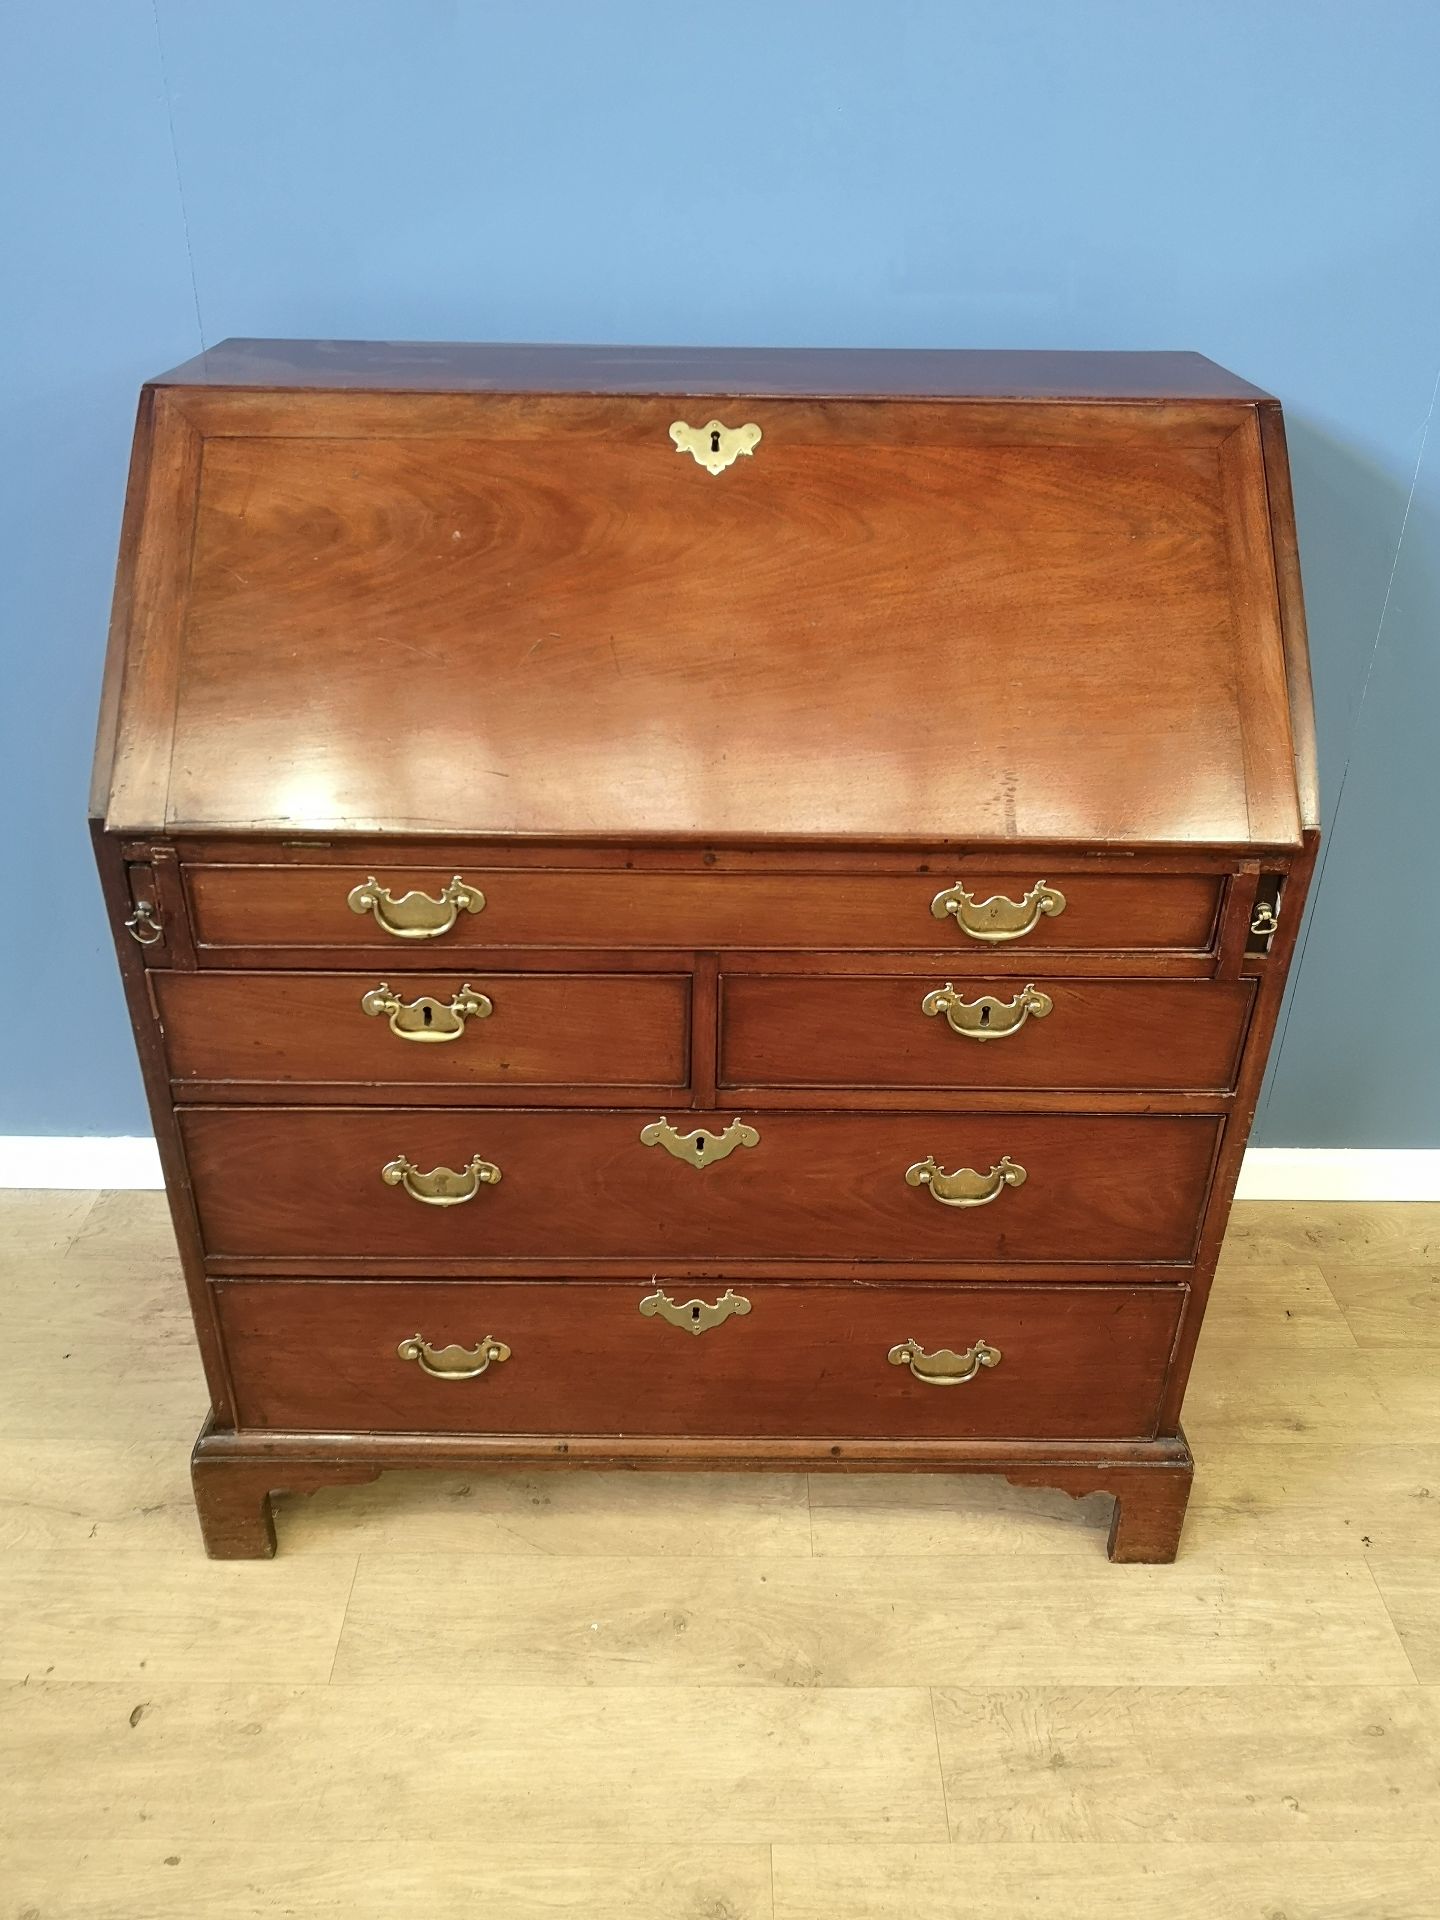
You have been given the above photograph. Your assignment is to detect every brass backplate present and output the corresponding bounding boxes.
[670,418,762,475]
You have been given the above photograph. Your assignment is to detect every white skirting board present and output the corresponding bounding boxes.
[1,1137,1439,1201]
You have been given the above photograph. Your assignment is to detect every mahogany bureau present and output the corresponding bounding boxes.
[92,341,1319,1559]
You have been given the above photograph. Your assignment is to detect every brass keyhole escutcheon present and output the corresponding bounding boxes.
[361,981,493,1043]
[640,1117,760,1169]
[920,982,1052,1042]
[670,419,762,475]
[638,1288,752,1335]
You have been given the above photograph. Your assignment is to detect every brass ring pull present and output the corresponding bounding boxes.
[930,881,1066,943]
[888,1337,1002,1385]
[361,982,493,1042]
[639,1288,752,1336]
[124,901,164,945]
[397,1335,511,1380]
[347,875,486,939]
[640,1117,760,1170]
[381,1154,502,1207]
[905,1154,1027,1209]
[670,418,762,475]
[921,981,1052,1041]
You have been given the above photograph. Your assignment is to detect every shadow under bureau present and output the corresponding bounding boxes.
[92,341,1319,1559]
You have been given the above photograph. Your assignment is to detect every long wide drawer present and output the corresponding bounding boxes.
[215,1278,1184,1439]
[182,863,1225,956]
[180,1108,1221,1266]
[152,970,689,1092]
[720,974,1255,1092]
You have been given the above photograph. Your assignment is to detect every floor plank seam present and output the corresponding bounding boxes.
[1362,1555,1424,1684]
[327,1555,362,1684]
[927,1687,954,1842]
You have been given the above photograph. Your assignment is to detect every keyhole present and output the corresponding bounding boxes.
[979,1004,991,1028]
[422,1004,433,1027]
[691,1304,702,1325]
[710,429,722,453]
[694,1136,706,1158]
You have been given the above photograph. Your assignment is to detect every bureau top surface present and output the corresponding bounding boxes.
[95,343,1315,848]
[151,339,1275,401]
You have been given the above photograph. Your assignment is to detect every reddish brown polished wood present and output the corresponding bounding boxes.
[96,358,1300,849]
[214,1279,1184,1441]
[152,340,1274,400]
[180,863,1227,956]
[92,343,1319,1562]
[152,970,690,1094]
[719,975,1255,1093]
[179,1106,1220,1267]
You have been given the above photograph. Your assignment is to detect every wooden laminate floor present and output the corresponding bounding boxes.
[2,1191,1439,1919]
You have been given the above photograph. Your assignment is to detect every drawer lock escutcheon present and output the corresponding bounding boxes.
[921,981,1052,1040]
[639,1288,752,1335]
[669,418,762,475]
[930,880,1066,943]
[361,981,493,1042]
[381,1154,502,1207]
[347,875,486,939]
[640,1117,760,1169]
[397,1335,510,1380]
[888,1337,1002,1385]
[905,1155,1027,1209]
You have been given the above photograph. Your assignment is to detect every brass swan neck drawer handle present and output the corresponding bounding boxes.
[930,880,1066,943]
[397,1335,510,1380]
[640,1117,760,1169]
[361,982,493,1042]
[347,875,486,938]
[888,1337,1002,1385]
[670,418,762,475]
[639,1288,752,1335]
[381,1154,502,1206]
[921,981,1052,1040]
[905,1154,1027,1209]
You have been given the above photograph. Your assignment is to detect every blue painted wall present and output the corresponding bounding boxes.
[3,1,1437,1142]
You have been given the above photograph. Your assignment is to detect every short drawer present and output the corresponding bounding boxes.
[720,975,1255,1092]
[152,970,689,1094]
[180,1107,1220,1267]
[182,863,1225,957]
[215,1278,1184,1440]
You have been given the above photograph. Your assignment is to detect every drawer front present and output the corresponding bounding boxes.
[215,1278,1183,1440]
[181,1108,1219,1266]
[153,971,689,1093]
[183,864,1224,956]
[720,975,1255,1092]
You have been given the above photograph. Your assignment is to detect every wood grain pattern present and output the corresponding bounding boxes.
[719,974,1254,1092]
[3,1841,775,1920]
[152,968,691,1093]
[331,1551,1406,1688]
[152,338,1276,399]
[9,1191,1439,1920]
[212,1278,1184,1440]
[2,1679,950,1844]
[90,345,1319,1569]
[0,1550,356,1682]
[179,1107,1221,1265]
[931,1685,1440,1841]
[1368,1559,1440,1681]
[771,1843,1440,1920]
[98,382,1302,846]
[182,862,1227,955]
